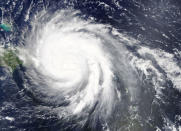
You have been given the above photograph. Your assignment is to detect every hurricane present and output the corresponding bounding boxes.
[0,0,181,131]
[22,10,117,116]
[19,10,139,130]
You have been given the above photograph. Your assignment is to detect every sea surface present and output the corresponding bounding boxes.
[0,0,181,131]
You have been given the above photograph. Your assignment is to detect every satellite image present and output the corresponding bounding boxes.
[0,0,181,131]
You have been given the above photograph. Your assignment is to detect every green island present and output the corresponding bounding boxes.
[0,49,23,72]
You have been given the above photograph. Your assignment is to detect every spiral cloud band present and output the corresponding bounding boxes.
[20,10,126,117]
[35,11,115,115]
[16,9,181,130]
[18,10,149,129]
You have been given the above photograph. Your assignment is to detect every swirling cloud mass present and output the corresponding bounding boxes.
[16,9,181,130]
[19,10,136,129]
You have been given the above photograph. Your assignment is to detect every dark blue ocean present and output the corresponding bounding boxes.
[0,0,181,131]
